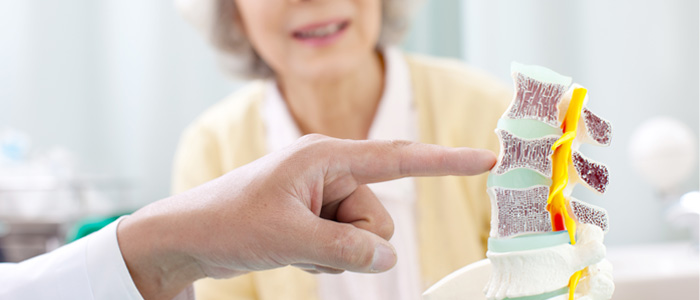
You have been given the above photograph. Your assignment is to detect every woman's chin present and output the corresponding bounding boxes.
[289,62,357,82]
[288,52,376,82]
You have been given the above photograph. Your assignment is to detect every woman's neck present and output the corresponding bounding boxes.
[276,50,385,140]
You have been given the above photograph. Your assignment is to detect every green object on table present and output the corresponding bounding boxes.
[65,215,126,243]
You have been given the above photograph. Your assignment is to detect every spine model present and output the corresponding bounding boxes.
[484,62,614,300]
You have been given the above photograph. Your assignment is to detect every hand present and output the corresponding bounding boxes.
[117,134,497,299]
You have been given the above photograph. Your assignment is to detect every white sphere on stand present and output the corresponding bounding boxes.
[628,116,698,192]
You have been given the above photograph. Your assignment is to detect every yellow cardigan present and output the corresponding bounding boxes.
[171,54,511,300]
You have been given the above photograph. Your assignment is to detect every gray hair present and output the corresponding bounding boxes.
[203,0,418,79]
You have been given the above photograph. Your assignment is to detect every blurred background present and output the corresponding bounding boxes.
[0,1,698,297]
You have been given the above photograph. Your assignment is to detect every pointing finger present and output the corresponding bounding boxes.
[342,139,497,184]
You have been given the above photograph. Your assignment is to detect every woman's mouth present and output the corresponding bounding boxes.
[291,20,350,47]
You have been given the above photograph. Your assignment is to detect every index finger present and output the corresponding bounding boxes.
[342,140,497,184]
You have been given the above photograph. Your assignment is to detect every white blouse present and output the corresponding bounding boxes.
[263,47,423,300]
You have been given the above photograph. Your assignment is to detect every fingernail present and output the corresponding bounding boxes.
[371,244,396,272]
[291,263,317,271]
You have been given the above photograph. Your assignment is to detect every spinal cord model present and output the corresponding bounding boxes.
[424,62,614,300]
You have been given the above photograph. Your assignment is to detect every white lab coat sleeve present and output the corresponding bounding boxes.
[0,217,194,300]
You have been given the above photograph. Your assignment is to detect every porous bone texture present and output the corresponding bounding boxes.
[572,151,610,194]
[582,108,612,146]
[494,129,558,177]
[507,73,568,127]
[570,198,609,233]
[492,186,553,238]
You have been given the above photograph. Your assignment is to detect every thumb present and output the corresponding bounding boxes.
[297,218,397,273]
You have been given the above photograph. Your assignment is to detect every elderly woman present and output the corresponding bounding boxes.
[172,0,511,299]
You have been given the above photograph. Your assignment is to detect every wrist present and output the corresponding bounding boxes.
[117,205,205,300]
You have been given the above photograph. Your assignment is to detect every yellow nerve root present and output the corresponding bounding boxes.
[547,87,587,300]
[568,270,584,300]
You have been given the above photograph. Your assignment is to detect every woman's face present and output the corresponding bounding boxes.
[235,0,382,80]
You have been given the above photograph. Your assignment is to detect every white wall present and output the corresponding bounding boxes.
[0,0,243,209]
[462,0,699,245]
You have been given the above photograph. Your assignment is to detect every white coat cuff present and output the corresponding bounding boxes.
[86,216,194,300]
[85,216,144,300]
